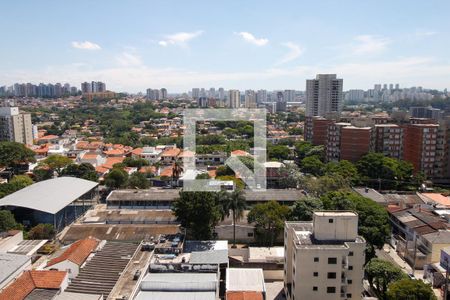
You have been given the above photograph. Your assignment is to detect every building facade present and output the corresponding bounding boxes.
[284,212,366,300]
[306,74,343,117]
[0,107,33,145]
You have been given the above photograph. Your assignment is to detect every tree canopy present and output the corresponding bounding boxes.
[290,197,323,221]
[387,279,436,300]
[61,163,98,182]
[0,210,20,232]
[0,142,36,170]
[365,258,406,299]
[104,168,129,189]
[247,200,290,246]
[39,154,73,176]
[321,190,391,260]
[172,191,223,240]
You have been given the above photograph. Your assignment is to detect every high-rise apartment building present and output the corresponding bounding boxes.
[192,88,200,99]
[160,88,167,99]
[410,107,443,121]
[373,124,403,159]
[306,74,343,117]
[256,89,267,103]
[403,124,439,178]
[209,88,216,98]
[283,90,296,102]
[228,90,240,108]
[218,88,225,100]
[0,107,33,145]
[244,90,256,108]
[81,82,92,94]
[284,212,365,300]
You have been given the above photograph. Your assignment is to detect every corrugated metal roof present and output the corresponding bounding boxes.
[135,291,215,300]
[189,249,229,265]
[226,268,265,292]
[0,177,98,214]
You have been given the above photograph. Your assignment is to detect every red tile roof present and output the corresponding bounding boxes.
[0,270,67,300]
[160,148,181,157]
[102,157,125,169]
[231,150,251,157]
[226,291,264,300]
[47,238,99,267]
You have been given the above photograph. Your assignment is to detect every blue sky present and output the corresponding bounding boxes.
[1,0,450,92]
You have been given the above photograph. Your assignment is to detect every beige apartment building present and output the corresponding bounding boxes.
[284,211,366,300]
[0,107,33,145]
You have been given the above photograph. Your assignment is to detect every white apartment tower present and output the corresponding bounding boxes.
[284,211,365,300]
[306,74,343,117]
[228,90,241,108]
[0,107,33,145]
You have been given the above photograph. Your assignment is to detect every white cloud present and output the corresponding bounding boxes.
[3,56,450,92]
[158,30,203,47]
[415,30,437,37]
[116,52,142,67]
[236,32,269,46]
[275,42,304,65]
[71,41,101,50]
[351,35,390,55]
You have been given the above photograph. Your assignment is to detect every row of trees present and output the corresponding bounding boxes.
[0,210,55,239]
[172,187,390,260]
[365,258,436,300]
[292,141,421,190]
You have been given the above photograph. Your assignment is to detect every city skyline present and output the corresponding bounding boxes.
[1,1,450,92]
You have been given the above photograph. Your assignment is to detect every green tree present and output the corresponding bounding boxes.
[219,189,246,247]
[302,174,351,197]
[300,156,325,176]
[268,145,290,161]
[247,200,290,246]
[104,168,129,189]
[0,175,34,198]
[387,279,436,300]
[61,163,98,182]
[128,172,150,189]
[9,175,33,188]
[356,153,414,189]
[39,155,73,176]
[325,160,360,184]
[123,157,149,169]
[321,191,391,260]
[0,210,19,232]
[28,224,55,239]
[33,167,53,181]
[290,197,323,221]
[365,258,406,299]
[196,173,210,179]
[0,142,36,173]
[172,191,222,240]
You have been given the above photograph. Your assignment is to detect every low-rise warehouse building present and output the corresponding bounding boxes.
[0,177,98,232]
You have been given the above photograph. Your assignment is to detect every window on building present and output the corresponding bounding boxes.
[328,257,337,264]
[349,251,354,256]
[347,293,352,298]
[327,287,336,293]
[247,232,254,237]
[314,257,319,262]
[329,219,334,223]
[313,286,318,291]
[313,272,318,277]
[348,279,352,284]
[327,272,336,279]
[349,266,353,270]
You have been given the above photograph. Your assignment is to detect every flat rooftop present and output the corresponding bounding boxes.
[61,224,180,243]
[314,211,357,217]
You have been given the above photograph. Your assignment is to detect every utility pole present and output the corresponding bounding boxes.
[412,234,417,277]
[444,258,449,300]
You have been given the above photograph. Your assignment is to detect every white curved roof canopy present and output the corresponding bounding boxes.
[0,177,98,214]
